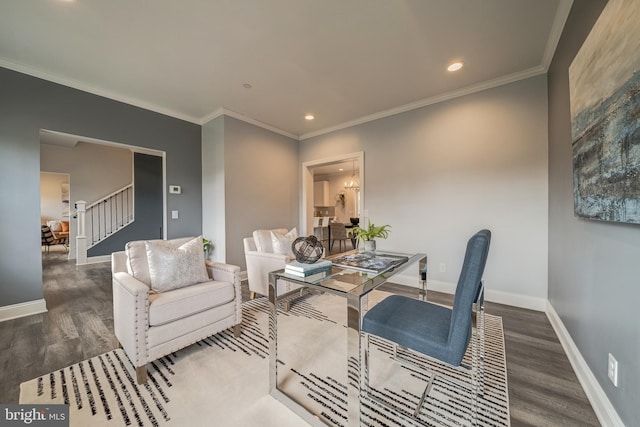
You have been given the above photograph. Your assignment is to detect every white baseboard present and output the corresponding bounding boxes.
[391,273,547,311]
[78,255,111,265]
[0,299,47,322]
[546,302,625,427]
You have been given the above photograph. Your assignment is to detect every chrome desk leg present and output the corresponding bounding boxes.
[346,292,362,427]
[268,271,278,396]
[419,255,428,301]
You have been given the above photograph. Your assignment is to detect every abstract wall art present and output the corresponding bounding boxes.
[569,0,640,224]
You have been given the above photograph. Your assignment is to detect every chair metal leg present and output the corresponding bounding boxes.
[364,334,433,422]
[366,335,482,426]
[414,374,435,418]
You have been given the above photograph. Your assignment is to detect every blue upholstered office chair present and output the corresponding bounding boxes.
[362,229,491,424]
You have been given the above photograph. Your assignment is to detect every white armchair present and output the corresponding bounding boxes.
[243,228,304,308]
[112,236,242,384]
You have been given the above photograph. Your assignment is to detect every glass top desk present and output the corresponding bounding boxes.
[268,251,427,427]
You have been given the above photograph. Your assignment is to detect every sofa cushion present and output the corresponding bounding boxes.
[125,236,193,287]
[146,236,209,292]
[270,227,298,258]
[47,220,62,232]
[252,228,287,253]
[148,279,235,327]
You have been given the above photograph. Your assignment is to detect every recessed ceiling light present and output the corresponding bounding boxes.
[243,83,252,89]
[305,114,315,120]
[338,168,344,172]
[447,62,464,72]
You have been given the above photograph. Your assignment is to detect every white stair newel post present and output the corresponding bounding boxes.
[76,200,88,265]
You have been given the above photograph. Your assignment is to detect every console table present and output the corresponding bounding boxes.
[268,251,427,427]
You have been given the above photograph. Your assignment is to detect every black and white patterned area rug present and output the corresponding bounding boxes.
[20,292,509,426]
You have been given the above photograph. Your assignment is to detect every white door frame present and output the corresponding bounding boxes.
[300,151,364,236]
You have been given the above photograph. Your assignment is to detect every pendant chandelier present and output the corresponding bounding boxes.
[344,161,360,190]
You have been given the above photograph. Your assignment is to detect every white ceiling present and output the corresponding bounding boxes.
[1,0,570,140]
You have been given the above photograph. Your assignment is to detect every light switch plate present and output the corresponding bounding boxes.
[171,210,179,219]
[169,185,181,194]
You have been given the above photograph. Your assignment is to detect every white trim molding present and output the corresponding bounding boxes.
[392,274,547,312]
[0,58,200,124]
[78,255,112,266]
[546,302,625,427]
[200,108,299,140]
[299,66,546,141]
[541,0,574,71]
[0,299,47,322]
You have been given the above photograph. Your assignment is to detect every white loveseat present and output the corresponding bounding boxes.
[112,236,242,383]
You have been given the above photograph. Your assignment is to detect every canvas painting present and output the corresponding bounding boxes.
[569,0,640,224]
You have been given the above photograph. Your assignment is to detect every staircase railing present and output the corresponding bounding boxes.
[75,184,134,264]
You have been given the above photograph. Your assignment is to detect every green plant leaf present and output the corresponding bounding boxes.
[347,220,391,241]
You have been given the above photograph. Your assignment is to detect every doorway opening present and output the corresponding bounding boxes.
[301,152,364,251]
[39,129,166,264]
[40,172,71,258]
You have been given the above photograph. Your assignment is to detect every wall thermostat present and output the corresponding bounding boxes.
[169,185,181,194]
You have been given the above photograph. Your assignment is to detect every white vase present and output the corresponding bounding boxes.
[363,240,376,252]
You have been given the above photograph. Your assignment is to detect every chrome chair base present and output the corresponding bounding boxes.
[362,303,485,426]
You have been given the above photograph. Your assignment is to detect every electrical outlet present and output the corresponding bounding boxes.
[439,263,446,273]
[607,353,619,387]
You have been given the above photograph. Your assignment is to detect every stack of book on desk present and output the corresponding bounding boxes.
[284,259,332,278]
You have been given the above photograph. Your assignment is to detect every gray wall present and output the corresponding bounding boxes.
[202,115,299,270]
[548,1,638,424]
[0,66,202,309]
[88,152,164,256]
[301,76,550,310]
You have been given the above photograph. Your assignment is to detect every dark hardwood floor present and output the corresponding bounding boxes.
[0,247,600,426]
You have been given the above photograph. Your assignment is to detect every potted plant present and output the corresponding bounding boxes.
[202,237,212,258]
[348,220,391,252]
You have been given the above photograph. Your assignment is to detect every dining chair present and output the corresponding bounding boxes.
[362,229,491,425]
[329,222,351,252]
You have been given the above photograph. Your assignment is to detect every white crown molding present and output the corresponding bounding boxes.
[542,0,574,71]
[4,0,571,142]
[200,107,225,125]
[0,299,47,322]
[546,302,625,427]
[201,107,299,140]
[299,65,546,141]
[0,58,201,125]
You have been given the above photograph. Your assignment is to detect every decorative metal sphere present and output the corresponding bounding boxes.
[291,235,324,263]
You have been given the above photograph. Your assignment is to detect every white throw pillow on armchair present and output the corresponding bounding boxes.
[253,228,287,253]
[270,228,298,259]
[145,236,209,292]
